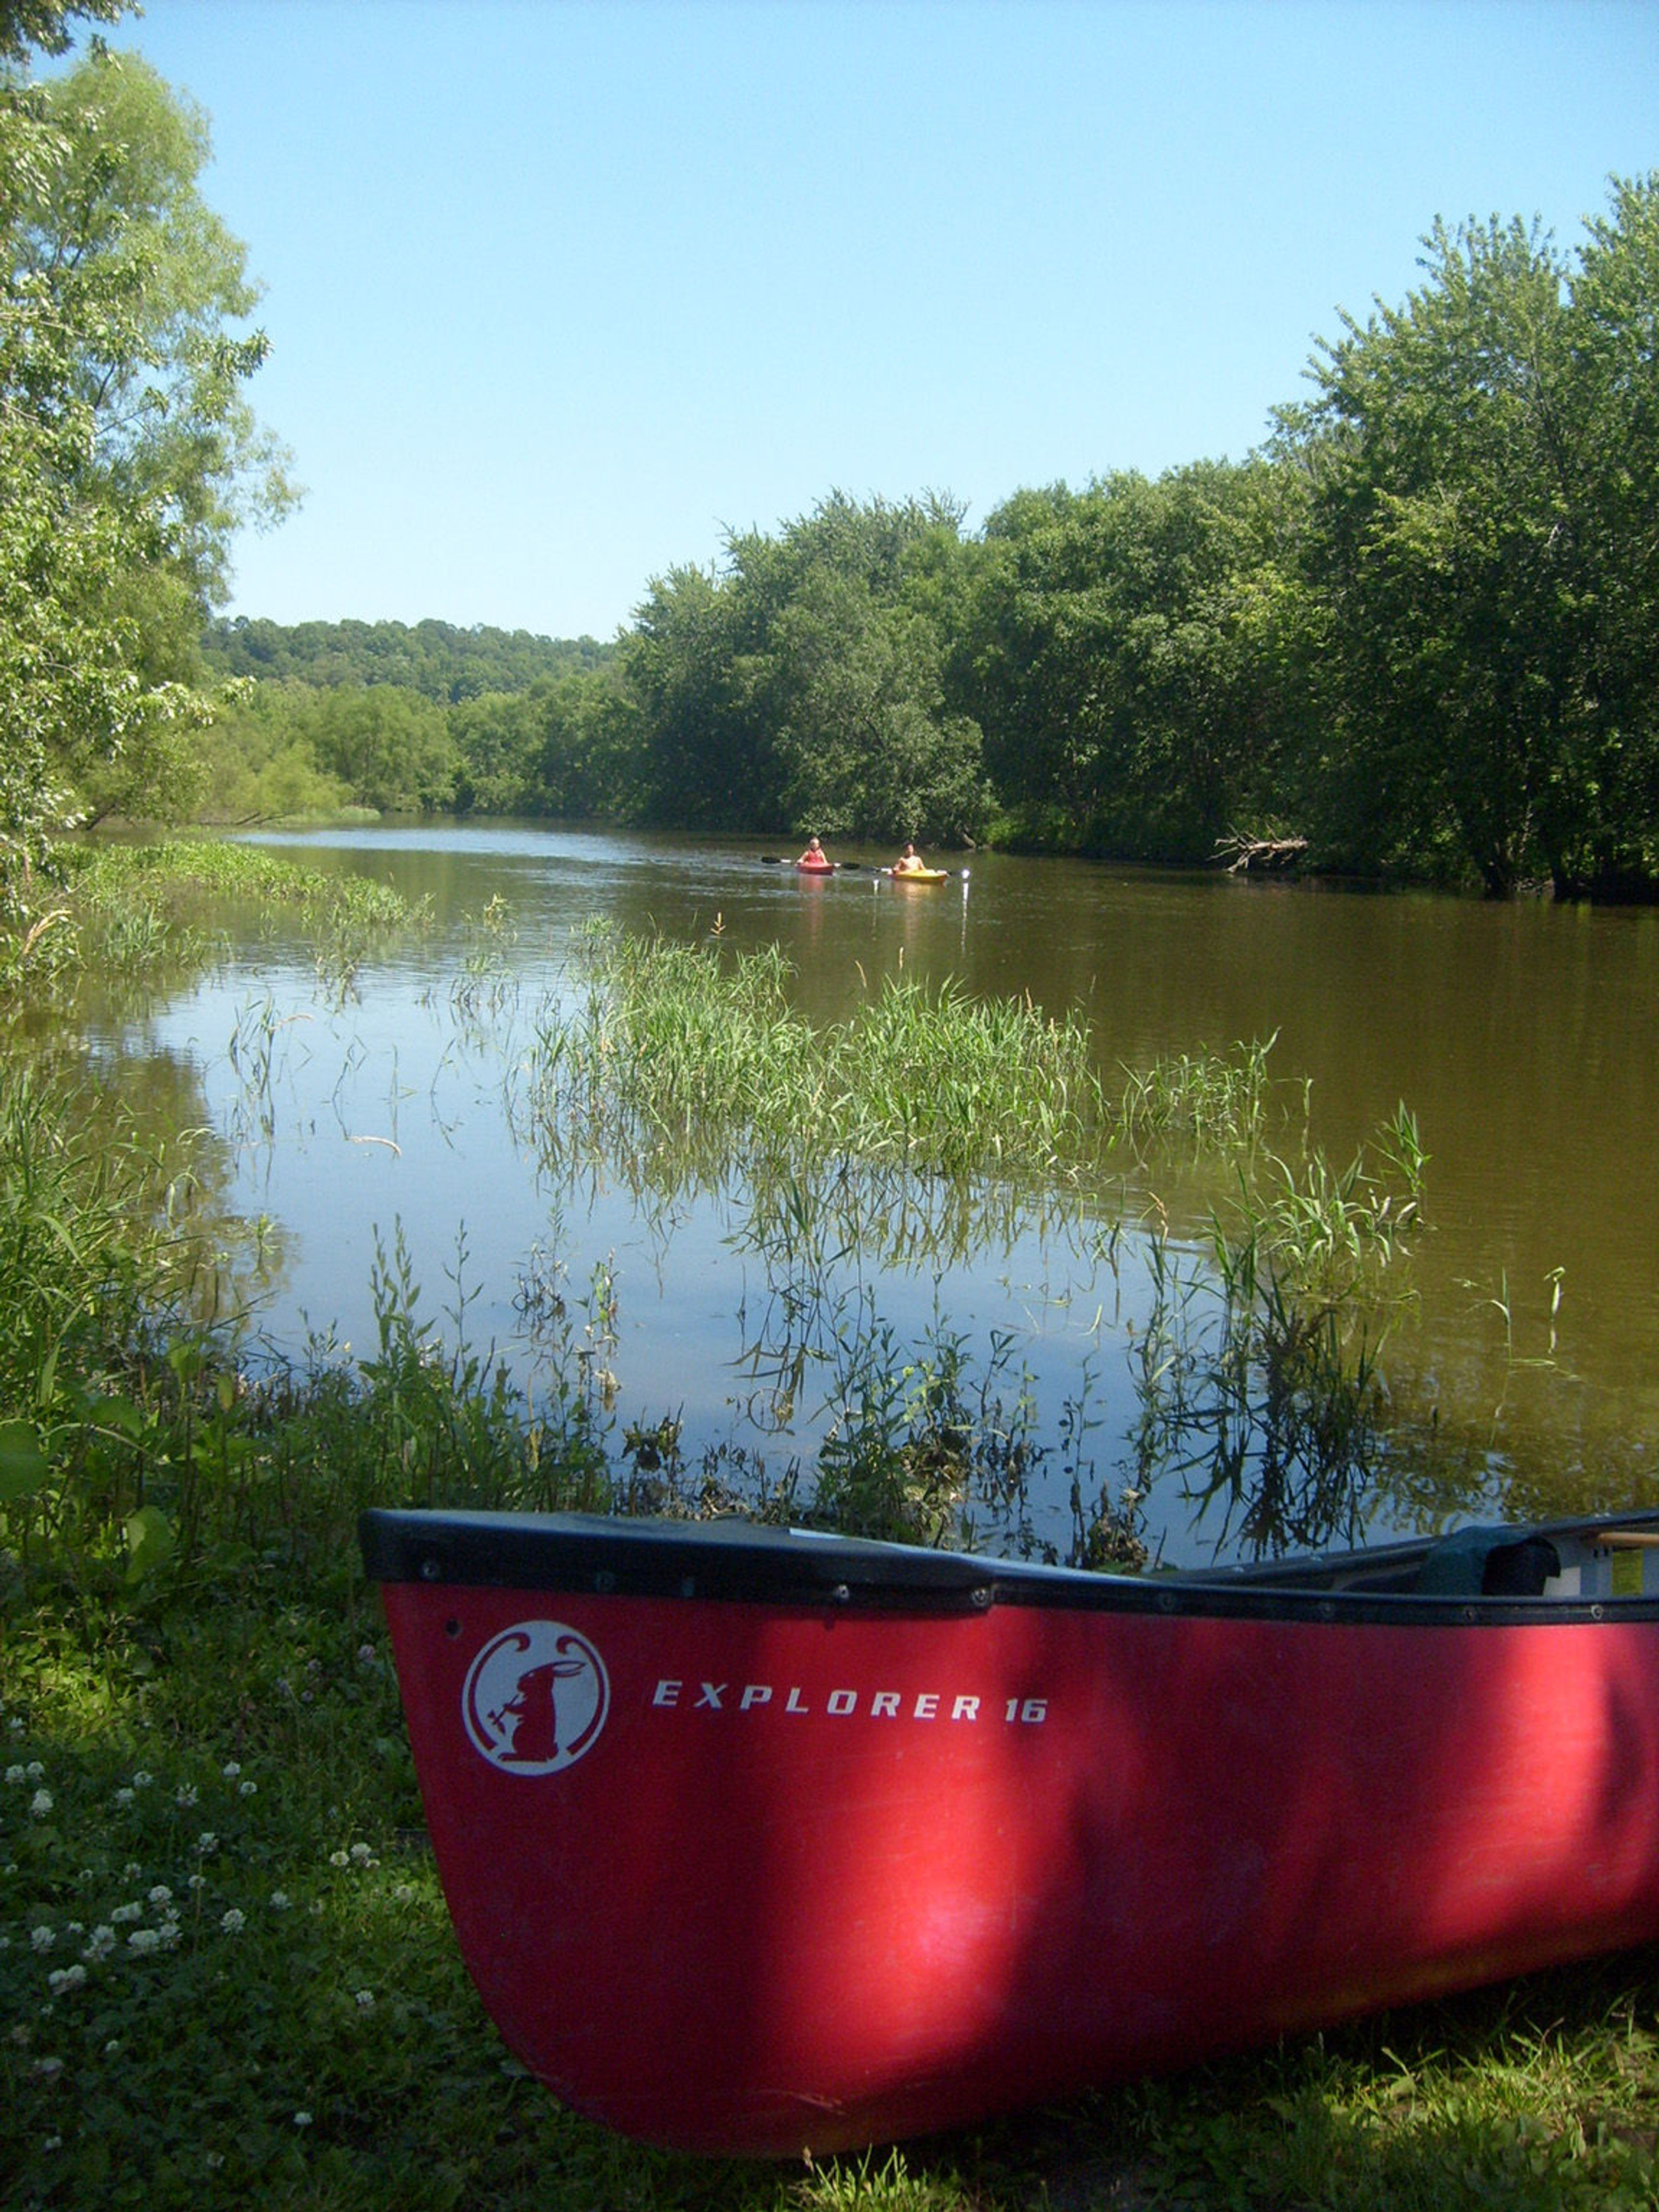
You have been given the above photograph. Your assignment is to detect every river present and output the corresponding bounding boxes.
[83,825,1659,1567]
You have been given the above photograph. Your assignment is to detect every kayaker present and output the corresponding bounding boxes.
[891,841,927,876]
[797,836,832,870]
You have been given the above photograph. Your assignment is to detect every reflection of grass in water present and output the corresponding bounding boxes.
[1123,1106,1431,1558]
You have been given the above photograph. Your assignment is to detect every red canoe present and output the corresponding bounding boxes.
[360,1507,1659,2157]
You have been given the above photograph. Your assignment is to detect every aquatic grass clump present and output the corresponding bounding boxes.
[1116,1032,1281,1150]
[537,923,1112,1189]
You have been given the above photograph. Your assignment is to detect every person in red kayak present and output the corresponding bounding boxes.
[797,836,833,871]
[891,841,928,875]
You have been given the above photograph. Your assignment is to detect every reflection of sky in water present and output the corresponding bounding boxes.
[86,824,1659,1567]
[132,937,1200,1561]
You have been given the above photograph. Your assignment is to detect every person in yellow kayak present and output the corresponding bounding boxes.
[891,841,928,875]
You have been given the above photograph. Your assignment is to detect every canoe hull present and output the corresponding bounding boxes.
[369,1513,1659,2155]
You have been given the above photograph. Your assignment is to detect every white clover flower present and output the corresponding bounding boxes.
[238,1780,257,1797]
[110,1903,142,1925]
[354,1989,375,2010]
[222,1760,242,1778]
[393,1883,416,1904]
[174,1784,198,1808]
[26,1760,43,1780]
[46,1965,86,1996]
[219,1908,246,1936]
[7,1717,22,1735]
[42,2134,62,2152]
[269,1891,291,1912]
[130,1772,153,1790]
[196,1832,218,1855]
[104,2038,121,2056]
[349,1843,377,1866]
[357,1644,376,1665]
[32,2056,64,2080]
[187,1873,207,1892]
[29,1788,52,1818]
[127,1928,161,1955]
[292,2110,312,2129]
[328,1850,350,1869]
[121,1862,142,1879]
[158,1922,181,1949]
[4,1764,24,1785]
[82,1928,115,1961]
[30,1925,55,1954]
[66,1922,83,1937]
[113,1788,135,1807]
[147,1885,173,1910]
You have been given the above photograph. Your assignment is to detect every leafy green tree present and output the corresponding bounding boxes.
[0,8,290,917]
[1284,185,1659,896]
[771,567,988,840]
[194,682,351,823]
[623,562,781,829]
[966,463,1305,859]
[1548,173,1659,893]
[307,687,457,816]
[623,492,987,839]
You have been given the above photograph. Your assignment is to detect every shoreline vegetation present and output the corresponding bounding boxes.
[6,845,1659,2209]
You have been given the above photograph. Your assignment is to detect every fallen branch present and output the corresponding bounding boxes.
[1215,833,1309,875]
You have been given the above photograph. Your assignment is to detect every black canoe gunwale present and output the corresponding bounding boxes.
[358,1506,1659,1630]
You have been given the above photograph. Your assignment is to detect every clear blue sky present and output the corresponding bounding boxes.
[107,0,1658,642]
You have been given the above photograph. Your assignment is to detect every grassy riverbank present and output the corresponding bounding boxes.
[4,845,1658,2208]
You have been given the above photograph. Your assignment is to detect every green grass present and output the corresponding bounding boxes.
[531,924,1113,1187]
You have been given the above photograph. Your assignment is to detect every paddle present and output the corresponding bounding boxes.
[760,855,865,871]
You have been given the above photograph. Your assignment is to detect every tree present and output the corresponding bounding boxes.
[306,688,457,816]
[966,464,1306,859]
[770,567,988,841]
[0,11,291,918]
[1283,189,1659,896]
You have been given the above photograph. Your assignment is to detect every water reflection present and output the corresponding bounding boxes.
[54,822,1645,1566]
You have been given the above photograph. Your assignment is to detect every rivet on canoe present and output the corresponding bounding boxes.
[594,1571,616,1594]
[830,1583,851,1605]
[970,1586,993,1610]
[420,1557,442,1581]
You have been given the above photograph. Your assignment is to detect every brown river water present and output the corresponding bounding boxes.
[78,826,1659,1567]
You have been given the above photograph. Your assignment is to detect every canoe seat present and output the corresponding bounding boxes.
[1413,1526,1561,1598]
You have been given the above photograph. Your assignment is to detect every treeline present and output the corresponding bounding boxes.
[199,179,1659,898]
[202,616,613,702]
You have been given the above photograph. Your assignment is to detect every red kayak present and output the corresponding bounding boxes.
[361,1507,1659,2157]
[795,858,836,875]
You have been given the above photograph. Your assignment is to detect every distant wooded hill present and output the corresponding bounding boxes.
[202,617,616,703]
